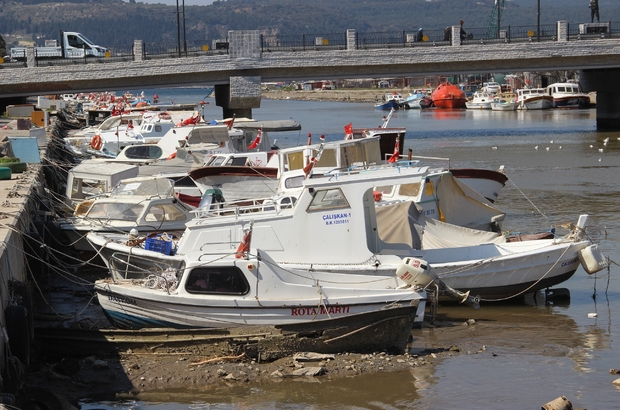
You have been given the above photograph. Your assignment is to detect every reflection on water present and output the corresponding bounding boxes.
[79,97,620,409]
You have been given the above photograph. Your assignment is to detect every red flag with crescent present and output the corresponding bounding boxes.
[344,123,353,140]
[247,129,262,149]
[387,140,400,163]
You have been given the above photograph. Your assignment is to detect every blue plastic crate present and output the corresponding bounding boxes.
[145,235,175,255]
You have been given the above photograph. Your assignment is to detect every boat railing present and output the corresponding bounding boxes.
[192,196,296,219]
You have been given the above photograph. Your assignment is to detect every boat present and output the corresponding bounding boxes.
[465,91,497,109]
[375,92,406,110]
[431,82,467,109]
[490,99,519,111]
[56,176,194,253]
[449,166,508,203]
[402,89,431,109]
[545,82,591,108]
[515,88,554,110]
[481,81,500,94]
[35,305,427,356]
[87,144,606,305]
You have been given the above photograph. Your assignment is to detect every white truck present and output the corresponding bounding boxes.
[10,31,108,61]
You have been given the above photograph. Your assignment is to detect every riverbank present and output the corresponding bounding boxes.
[262,88,410,104]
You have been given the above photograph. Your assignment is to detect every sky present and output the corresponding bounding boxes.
[133,0,216,5]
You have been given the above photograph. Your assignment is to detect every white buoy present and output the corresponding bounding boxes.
[578,244,608,274]
[588,313,598,318]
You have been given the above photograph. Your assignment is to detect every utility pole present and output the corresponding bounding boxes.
[182,0,187,56]
[176,0,181,57]
[537,0,541,42]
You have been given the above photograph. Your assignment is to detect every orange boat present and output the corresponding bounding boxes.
[431,82,467,108]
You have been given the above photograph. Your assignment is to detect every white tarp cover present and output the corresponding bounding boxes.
[435,173,505,231]
[376,201,506,251]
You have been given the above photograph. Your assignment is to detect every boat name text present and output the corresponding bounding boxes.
[561,258,578,267]
[108,295,138,306]
[291,305,351,316]
[322,212,351,225]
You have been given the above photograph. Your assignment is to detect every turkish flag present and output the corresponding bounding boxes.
[387,140,400,163]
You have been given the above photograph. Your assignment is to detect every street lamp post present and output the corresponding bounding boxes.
[176,0,181,56]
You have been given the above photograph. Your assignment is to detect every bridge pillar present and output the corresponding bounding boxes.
[213,31,262,119]
[580,68,620,130]
[451,26,460,46]
[133,40,144,61]
[214,76,262,119]
[347,29,356,50]
[557,21,569,42]
[26,46,35,68]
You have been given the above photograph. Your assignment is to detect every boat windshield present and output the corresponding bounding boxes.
[111,178,175,197]
[87,203,145,221]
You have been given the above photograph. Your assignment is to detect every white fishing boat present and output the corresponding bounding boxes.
[490,99,519,111]
[515,88,554,110]
[88,152,606,316]
[465,91,497,109]
[545,82,591,109]
[57,176,194,253]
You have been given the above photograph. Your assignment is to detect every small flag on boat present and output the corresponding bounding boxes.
[387,140,400,163]
[303,157,317,177]
[344,123,353,139]
[247,129,262,149]
[224,114,235,130]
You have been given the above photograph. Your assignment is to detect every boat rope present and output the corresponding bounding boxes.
[505,176,549,223]
[478,241,573,302]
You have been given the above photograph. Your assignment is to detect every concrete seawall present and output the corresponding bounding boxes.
[0,123,43,398]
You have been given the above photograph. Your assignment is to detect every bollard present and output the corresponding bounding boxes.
[542,395,573,410]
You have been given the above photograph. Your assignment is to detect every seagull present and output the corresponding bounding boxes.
[491,146,498,150]
[599,158,602,162]
[535,146,538,150]
[550,140,554,144]
[598,148,604,153]
[559,146,562,149]
[590,145,594,148]
[603,137,610,143]
[546,147,550,151]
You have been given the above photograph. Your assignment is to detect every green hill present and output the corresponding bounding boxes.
[1,0,618,51]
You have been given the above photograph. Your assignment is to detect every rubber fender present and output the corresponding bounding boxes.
[5,304,30,368]
[0,167,11,180]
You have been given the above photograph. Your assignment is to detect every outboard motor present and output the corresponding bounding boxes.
[396,257,480,309]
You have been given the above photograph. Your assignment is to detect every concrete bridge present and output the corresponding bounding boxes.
[2,22,620,129]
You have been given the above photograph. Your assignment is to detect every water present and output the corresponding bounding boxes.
[81,89,620,409]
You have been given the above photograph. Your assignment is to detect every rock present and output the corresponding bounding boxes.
[293,352,336,362]
[541,395,573,410]
[92,360,109,369]
[610,369,620,374]
[291,367,326,377]
[270,370,284,378]
[612,378,620,386]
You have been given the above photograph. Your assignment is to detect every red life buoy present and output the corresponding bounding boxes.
[91,134,103,150]
[166,152,176,160]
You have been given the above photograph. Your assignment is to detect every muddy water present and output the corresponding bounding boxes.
[79,98,620,409]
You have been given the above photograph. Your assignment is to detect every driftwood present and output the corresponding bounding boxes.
[188,353,246,367]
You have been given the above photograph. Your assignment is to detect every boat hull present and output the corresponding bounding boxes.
[431,83,467,109]
[553,96,590,109]
[95,284,426,330]
[522,96,554,110]
[450,168,508,203]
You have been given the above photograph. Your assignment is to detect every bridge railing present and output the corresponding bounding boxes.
[0,59,26,69]
[460,24,558,44]
[260,33,347,52]
[32,44,134,66]
[143,40,221,59]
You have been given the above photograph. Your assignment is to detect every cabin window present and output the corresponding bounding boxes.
[87,203,145,221]
[211,156,227,166]
[315,148,337,168]
[558,87,566,92]
[185,266,250,295]
[230,157,248,166]
[155,125,163,132]
[124,145,162,160]
[375,185,395,197]
[398,182,422,197]
[307,188,349,212]
[283,175,305,190]
[144,203,188,222]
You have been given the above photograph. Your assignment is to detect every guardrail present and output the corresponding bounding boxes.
[1,21,617,69]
